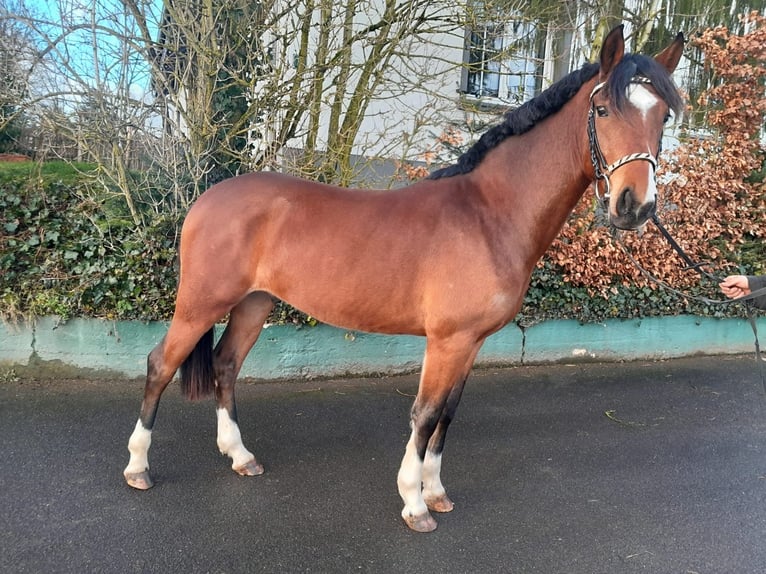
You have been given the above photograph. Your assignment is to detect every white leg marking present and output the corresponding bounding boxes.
[422,452,446,501]
[216,408,255,469]
[124,419,152,475]
[397,432,427,520]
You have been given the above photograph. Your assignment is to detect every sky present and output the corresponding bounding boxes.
[19,0,161,101]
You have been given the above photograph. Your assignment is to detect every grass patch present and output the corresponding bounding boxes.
[0,160,97,187]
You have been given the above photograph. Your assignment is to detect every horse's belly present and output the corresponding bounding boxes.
[270,280,428,337]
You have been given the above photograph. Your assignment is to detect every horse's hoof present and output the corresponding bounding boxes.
[425,494,454,513]
[234,458,264,476]
[403,511,438,533]
[125,470,154,490]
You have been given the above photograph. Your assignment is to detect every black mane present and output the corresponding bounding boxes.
[428,54,682,180]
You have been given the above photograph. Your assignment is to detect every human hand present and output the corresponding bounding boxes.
[719,275,751,299]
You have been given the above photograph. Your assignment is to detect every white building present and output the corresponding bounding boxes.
[156,1,697,185]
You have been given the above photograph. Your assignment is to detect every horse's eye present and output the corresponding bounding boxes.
[663,112,671,124]
[596,106,609,118]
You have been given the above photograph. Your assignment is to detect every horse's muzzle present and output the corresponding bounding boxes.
[611,187,655,230]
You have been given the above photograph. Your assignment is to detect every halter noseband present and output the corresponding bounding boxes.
[587,77,660,204]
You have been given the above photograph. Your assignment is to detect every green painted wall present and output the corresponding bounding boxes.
[0,315,762,380]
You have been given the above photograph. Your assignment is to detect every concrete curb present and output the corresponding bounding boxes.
[1,315,763,380]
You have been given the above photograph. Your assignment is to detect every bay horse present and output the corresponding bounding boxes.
[125,26,684,532]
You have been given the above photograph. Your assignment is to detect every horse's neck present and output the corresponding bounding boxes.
[470,92,592,268]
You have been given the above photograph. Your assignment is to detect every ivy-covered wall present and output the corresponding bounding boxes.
[0,163,178,321]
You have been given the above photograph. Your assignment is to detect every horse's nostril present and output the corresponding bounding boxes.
[637,200,656,220]
[617,187,634,215]
[614,187,655,227]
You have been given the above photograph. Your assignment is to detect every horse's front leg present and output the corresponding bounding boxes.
[397,335,482,532]
[213,292,274,476]
[421,377,468,513]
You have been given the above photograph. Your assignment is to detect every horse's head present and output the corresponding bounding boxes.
[589,26,684,230]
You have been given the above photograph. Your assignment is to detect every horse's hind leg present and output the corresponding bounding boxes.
[398,334,483,532]
[124,316,219,489]
[213,291,275,477]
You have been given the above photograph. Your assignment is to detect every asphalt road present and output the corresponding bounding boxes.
[2,355,766,574]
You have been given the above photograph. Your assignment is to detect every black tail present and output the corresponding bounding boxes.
[179,327,216,401]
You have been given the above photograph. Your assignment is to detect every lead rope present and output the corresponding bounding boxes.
[588,76,764,391]
[614,216,765,393]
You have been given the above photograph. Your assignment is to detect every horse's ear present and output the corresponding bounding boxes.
[599,24,625,76]
[654,31,685,73]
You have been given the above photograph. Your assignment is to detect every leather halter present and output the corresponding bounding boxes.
[587,77,660,204]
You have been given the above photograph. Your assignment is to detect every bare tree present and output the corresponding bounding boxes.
[0,1,36,151]
[132,0,469,187]
[1,0,758,227]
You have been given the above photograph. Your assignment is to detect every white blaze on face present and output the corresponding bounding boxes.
[627,83,659,119]
[628,83,660,203]
[644,163,658,204]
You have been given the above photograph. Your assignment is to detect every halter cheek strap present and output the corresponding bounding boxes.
[588,77,660,203]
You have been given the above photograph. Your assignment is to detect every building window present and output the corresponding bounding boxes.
[462,19,545,106]
[465,24,504,98]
